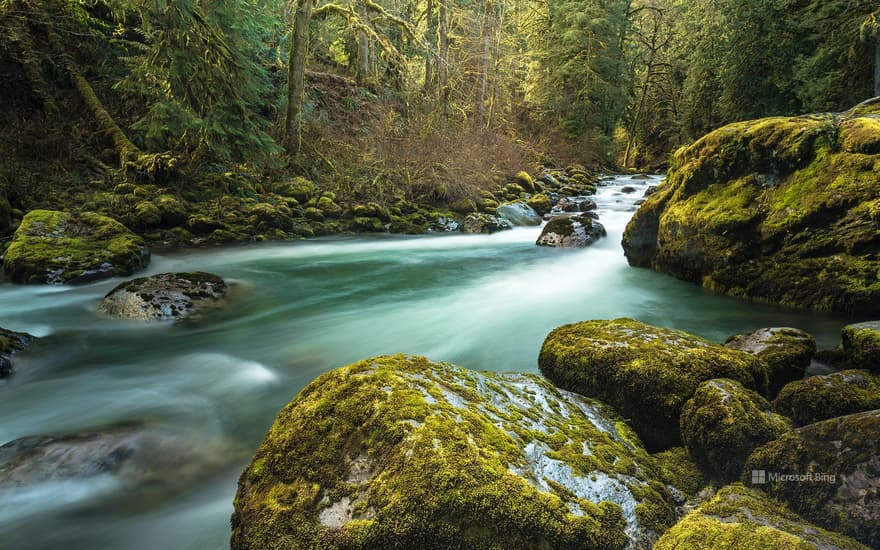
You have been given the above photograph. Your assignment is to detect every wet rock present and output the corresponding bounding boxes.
[429,215,460,232]
[643,185,658,197]
[536,215,605,248]
[526,194,552,216]
[745,410,880,547]
[231,355,675,550]
[539,318,769,450]
[621,186,638,194]
[725,327,816,397]
[97,272,227,321]
[459,213,512,234]
[773,370,880,426]
[681,379,791,482]
[654,483,868,550]
[841,321,880,372]
[3,210,150,284]
[0,327,34,377]
[496,201,542,226]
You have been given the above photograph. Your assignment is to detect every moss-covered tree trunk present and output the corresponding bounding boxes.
[438,0,449,118]
[875,29,879,97]
[285,0,314,153]
[424,0,436,95]
[356,0,371,85]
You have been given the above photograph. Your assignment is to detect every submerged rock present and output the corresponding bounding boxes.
[654,483,868,550]
[622,100,880,314]
[841,321,880,372]
[773,370,880,426]
[2,209,150,284]
[231,354,675,549]
[496,201,542,226]
[97,272,227,321]
[745,410,880,547]
[536,215,605,248]
[538,318,769,450]
[725,327,816,397]
[0,327,35,377]
[681,379,791,482]
[459,212,512,234]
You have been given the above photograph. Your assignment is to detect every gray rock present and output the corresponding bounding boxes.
[459,213,512,234]
[97,272,227,321]
[536,215,605,248]
[496,201,542,226]
[0,327,34,378]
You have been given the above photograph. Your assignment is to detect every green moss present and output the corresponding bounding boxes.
[744,410,880,547]
[681,379,791,482]
[538,318,769,450]
[651,447,705,497]
[303,207,325,222]
[231,355,674,549]
[526,194,552,216]
[316,196,343,218]
[725,328,816,398]
[654,484,868,550]
[773,370,880,426]
[841,321,880,372]
[351,216,385,233]
[3,209,150,284]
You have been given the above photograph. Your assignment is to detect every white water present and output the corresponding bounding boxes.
[0,174,853,549]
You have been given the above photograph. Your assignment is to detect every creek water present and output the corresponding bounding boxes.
[0,174,855,549]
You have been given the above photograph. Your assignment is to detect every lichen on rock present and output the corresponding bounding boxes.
[97,272,227,321]
[538,318,769,451]
[536,215,605,248]
[725,327,816,398]
[654,483,868,550]
[231,354,676,549]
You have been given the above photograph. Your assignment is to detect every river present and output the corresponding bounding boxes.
[0,174,855,549]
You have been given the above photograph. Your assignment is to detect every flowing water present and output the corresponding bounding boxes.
[0,175,856,549]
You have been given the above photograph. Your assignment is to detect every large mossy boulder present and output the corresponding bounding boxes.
[97,272,228,321]
[538,319,769,451]
[681,379,791,482]
[654,483,868,550]
[536,215,605,248]
[840,321,880,372]
[651,447,706,500]
[622,99,880,314]
[773,370,880,426]
[231,355,676,550]
[459,213,512,234]
[2,210,150,284]
[0,327,35,377]
[744,410,880,547]
[725,327,816,398]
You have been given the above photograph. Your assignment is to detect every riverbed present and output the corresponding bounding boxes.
[0,174,854,549]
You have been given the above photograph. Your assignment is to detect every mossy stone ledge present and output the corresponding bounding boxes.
[725,327,816,398]
[840,321,880,372]
[2,209,150,284]
[538,318,769,451]
[773,370,880,426]
[622,100,880,314]
[744,409,880,547]
[231,354,676,549]
[653,483,868,550]
[680,379,791,482]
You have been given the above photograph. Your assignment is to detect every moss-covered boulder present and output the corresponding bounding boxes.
[841,321,880,372]
[744,410,880,547]
[97,272,227,321]
[231,355,677,549]
[681,379,791,482]
[526,193,552,216]
[539,319,769,450]
[513,170,536,193]
[773,370,880,426]
[651,447,706,500]
[2,210,150,284]
[622,100,880,314]
[725,327,816,397]
[459,213,512,234]
[350,216,386,233]
[536,215,605,248]
[0,327,35,377]
[496,200,542,226]
[654,483,868,550]
[317,196,343,218]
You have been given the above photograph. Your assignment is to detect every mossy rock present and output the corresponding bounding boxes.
[725,327,816,397]
[448,198,478,215]
[513,171,536,193]
[351,203,391,222]
[654,483,868,550]
[526,194,552,216]
[2,210,150,284]
[459,213,512,235]
[303,207,325,222]
[283,177,316,203]
[351,216,386,233]
[132,200,162,229]
[502,183,526,198]
[622,102,880,314]
[536,215,605,248]
[0,195,12,233]
[0,327,35,377]
[231,355,676,549]
[773,370,880,426]
[97,272,227,321]
[681,379,791,482]
[651,447,706,499]
[249,203,293,231]
[538,318,770,451]
[186,215,224,235]
[154,194,188,227]
[840,321,880,373]
[744,409,880,547]
[316,196,343,218]
[496,201,542,226]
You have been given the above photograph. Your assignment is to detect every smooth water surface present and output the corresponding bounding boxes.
[0,175,855,549]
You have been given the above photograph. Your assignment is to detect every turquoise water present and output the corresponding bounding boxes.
[0,175,854,549]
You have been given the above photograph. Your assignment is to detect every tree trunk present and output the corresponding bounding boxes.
[424,0,436,94]
[285,0,314,153]
[356,0,371,85]
[439,0,449,118]
[875,29,879,97]
[476,0,494,126]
